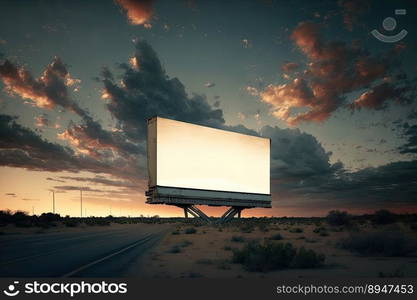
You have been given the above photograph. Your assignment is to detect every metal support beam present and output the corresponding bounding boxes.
[174,204,248,224]
[218,207,244,224]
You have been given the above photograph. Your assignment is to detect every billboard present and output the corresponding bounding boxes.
[147,117,271,207]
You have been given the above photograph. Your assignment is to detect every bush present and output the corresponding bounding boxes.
[231,235,245,243]
[185,227,197,234]
[338,231,417,256]
[232,241,325,272]
[224,245,232,251]
[240,224,254,233]
[289,227,303,233]
[269,233,283,240]
[293,247,325,268]
[218,260,231,270]
[372,210,396,225]
[171,230,180,235]
[326,210,351,226]
[196,258,213,265]
[258,223,269,232]
[179,240,192,247]
[168,246,181,253]
[63,219,78,227]
[313,226,328,236]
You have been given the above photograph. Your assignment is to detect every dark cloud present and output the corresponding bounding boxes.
[22,198,39,201]
[399,123,417,154]
[273,159,417,212]
[59,176,137,189]
[53,185,105,193]
[5,193,16,197]
[338,0,369,31]
[260,22,415,126]
[101,40,225,142]
[46,177,65,183]
[115,0,154,26]
[0,57,141,160]
[53,185,133,194]
[0,114,131,178]
[58,115,144,159]
[260,125,338,179]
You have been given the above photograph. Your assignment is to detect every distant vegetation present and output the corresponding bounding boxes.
[1,209,416,231]
[326,210,351,226]
[338,231,417,256]
[372,209,397,225]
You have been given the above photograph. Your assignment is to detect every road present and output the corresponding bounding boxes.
[0,224,168,277]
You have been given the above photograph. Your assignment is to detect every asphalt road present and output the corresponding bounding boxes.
[0,224,167,277]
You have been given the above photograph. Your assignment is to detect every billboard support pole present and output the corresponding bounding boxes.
[172,204,246,224]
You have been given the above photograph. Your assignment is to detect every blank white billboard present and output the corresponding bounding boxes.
[147,117,270,195]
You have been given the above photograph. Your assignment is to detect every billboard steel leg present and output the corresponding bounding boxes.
[172,204,249,224]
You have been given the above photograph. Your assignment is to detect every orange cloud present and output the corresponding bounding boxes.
[260,22,413,126]
[0,57,84,116]
[116,0,154,26]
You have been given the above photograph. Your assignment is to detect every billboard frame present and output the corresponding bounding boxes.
[145,116,272,223]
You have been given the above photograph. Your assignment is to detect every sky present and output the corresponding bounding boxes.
[0,0,416,217]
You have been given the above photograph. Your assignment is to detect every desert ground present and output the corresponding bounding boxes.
[139,218,417,278]
[1,211,417,278]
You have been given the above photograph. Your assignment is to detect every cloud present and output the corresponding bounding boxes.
[246,86,259,96]
[22,198,39,201]
[204,82,215,88]
[53,185,134,195]
[0,114,118,175]
[338,0,369,31]
[281,62,299,73]
[352,82,414,110]
[237,112,246,121]
[35,115,50,127]
[260,125,338,179]
[241,39,251,48]
[115,0,154,26]
[0,56,146,161]
[5,193,16,197]
[58,115,144,159]
[398,123,417,154]
[100,40,225,142]
[260,22,415,126]
[0,57,84,116]
[59,175,137,189]
[46,177,66,183]
[53,185,106,193]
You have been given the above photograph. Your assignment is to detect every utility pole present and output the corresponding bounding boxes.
[32,206,34,216]
[80,190,83,218]
[52,190,55,214]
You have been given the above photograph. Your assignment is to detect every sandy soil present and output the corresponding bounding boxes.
[139,221,417,278]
